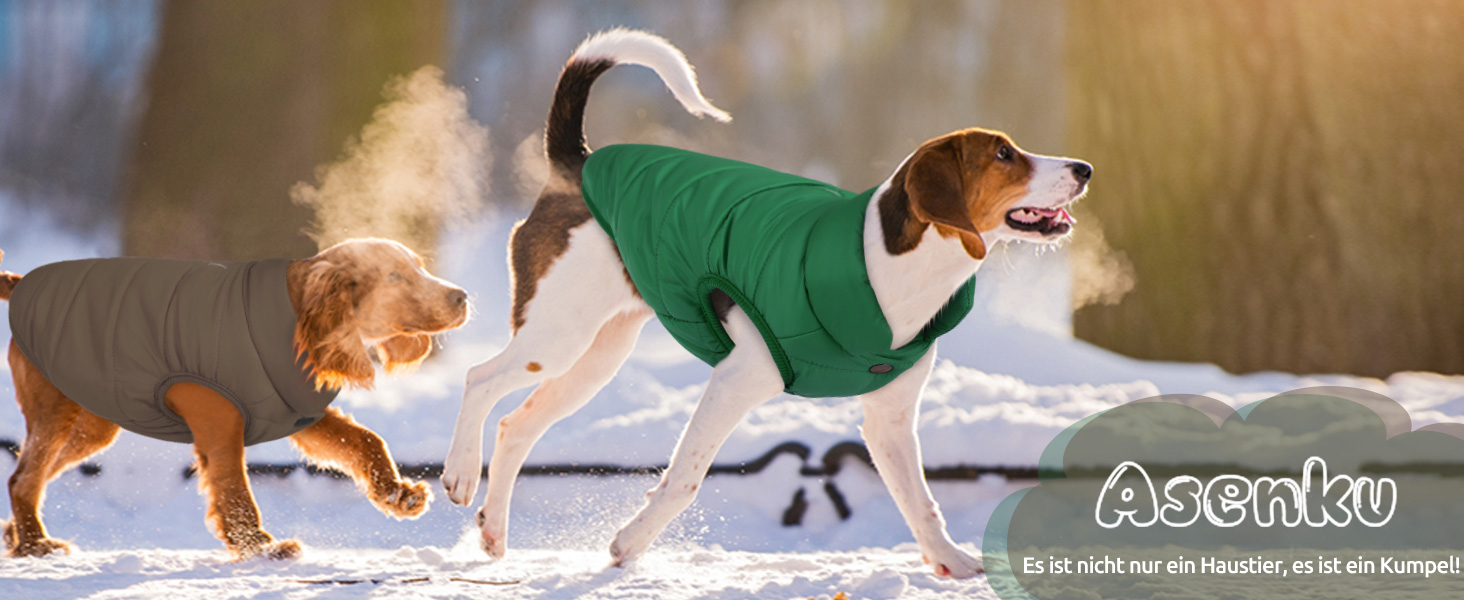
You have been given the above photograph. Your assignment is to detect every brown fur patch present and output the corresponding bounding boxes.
[509,186,592,332]
[0,272,19,301]
[375,334,432,373]
[877,161,929,256]
[0,248,12,301]
[289,258,374,391]
[509,177,643,334]
[0,249,16,301]
[709,288,736,322]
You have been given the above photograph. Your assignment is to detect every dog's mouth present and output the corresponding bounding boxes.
[421,302,473,332]
[1005,206,1075,237]
[388,313,470,340]
[411,318,467,336]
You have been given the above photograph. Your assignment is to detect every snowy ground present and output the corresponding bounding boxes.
[2,546,996,600]
[3,208,1463,599]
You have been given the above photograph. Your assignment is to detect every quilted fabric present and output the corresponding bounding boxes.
[9,258,338,445]
[582,144,974,397]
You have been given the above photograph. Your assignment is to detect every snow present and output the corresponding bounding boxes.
[2,212,1463,599]
[2,546,995,600]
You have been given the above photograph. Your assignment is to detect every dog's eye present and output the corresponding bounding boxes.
[996,145,1014,162]
[387,271,404,284]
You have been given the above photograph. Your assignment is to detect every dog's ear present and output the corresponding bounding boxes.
[375,334,432,373]
[295,261,374,390]
[0,249,16,303]
[905,138,987,260]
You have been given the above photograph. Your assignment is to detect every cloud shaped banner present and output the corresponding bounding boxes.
[984,387,1464,599]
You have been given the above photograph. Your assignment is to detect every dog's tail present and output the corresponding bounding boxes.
[0,250,19,301]
[545,28,731,180]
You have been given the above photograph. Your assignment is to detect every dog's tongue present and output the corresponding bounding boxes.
[1032,207,1076,224]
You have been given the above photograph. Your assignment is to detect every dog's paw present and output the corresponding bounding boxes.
[262,539,302,560]
[607,538,634,568]
[923,547,984,579]
[375,479,432,519]
[475,507,507,559]
[608,521,658,568]
[230,530,301,561]
[440,446,483,506]
[6,536,74,558]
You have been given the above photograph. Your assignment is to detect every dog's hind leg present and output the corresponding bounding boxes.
[859,345,982,579]
[442,223,639,507]
[288,407,430,520]
[608,306,785,566]
[168,382,299,560]
[474,307,651,558]
[8,408,122,556]
[4,340,104,557]
[51,411,121,477]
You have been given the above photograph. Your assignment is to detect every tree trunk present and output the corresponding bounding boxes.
[122,0,445,261]
[1068,0,1464,377]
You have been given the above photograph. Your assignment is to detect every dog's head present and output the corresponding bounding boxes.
[898,128,1091,259]
[293,238,470,390]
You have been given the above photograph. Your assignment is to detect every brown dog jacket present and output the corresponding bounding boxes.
[8,258,338,446]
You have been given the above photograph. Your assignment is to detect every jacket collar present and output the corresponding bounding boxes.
[243,259,339,416]
[804,188,897,357]
[804,188,976,359]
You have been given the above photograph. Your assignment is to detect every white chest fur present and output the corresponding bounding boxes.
[863,179,982,349]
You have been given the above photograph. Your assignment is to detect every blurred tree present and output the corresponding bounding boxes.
[1068,0,1464,376]
[121,0,445,260]
[0,2,155,232]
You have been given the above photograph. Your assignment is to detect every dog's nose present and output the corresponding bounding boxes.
[1069,161,1093,184]
[448,288,468,308]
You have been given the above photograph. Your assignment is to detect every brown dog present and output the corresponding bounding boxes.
[0,239,469,559]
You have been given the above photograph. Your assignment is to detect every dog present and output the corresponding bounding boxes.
[0,238,468,559]
[440,29,1090,579]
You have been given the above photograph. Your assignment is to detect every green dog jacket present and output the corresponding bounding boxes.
[582,144,976,398]
[8,258,338,446]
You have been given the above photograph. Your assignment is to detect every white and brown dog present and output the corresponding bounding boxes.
[442,29,1089,578]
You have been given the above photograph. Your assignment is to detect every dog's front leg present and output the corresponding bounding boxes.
[289,407,430,519]
[168,382,299,560]
[859,347,982,578]
[442,324,596,506]
[609,308,784,566]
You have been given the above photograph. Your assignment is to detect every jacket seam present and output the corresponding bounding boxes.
[655,312,702,324]
[695,274,795,389]
[112,264,154,420]
[773,326,824,340]
[636,154,696,307]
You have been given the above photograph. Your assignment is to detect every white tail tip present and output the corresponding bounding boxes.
[571,28,732,123]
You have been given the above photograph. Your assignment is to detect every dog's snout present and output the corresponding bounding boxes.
[1068,161,1093,184]
[447,288,468,308]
